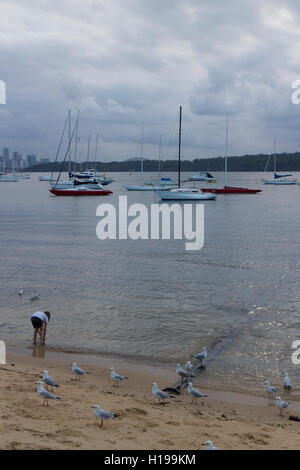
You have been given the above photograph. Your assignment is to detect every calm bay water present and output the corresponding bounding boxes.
[0,171,300,392]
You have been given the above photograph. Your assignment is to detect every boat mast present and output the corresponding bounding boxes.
[94,133,99,174]
[68,110,71,174]
[178,106,182,188]
[74,109,80,173]
[141,122,144,183]
[158,134,162,181]
[273,138,277,175]
[86,134,91,170]
[224,116,229,188]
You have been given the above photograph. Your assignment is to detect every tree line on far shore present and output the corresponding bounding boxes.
[24,152,300,172]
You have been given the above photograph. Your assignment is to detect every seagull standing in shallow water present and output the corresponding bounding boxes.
[37,381,60,406]
[72,363,88,381]
[29,293,40,301]
[187,382,208,404]
[264,381,278,402]
[283,373,292,391]
[92,405,118,427]
[110,367,128,387]
[152,382,174,405]
[191,347,207,367]
[276,396,290,416]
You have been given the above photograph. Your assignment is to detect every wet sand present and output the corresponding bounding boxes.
[0,351,300,450]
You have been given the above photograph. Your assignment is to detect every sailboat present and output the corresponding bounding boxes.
[68,134,115,186]
[201,118,261,194]
[157,107,216,201]
[49,115,112,197]
[123,127,177,191]
[263,140,296,185]
[189,172,216,182]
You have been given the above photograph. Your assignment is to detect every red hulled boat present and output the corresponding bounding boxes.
[50,188,112,196]
[201,186,261,194]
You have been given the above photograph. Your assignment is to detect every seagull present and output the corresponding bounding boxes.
[29,293,40,301]
[185,361,193,371]
[18,288,23,298]
[283,373,292,391]
[176,363,194,383]
[190,347,207,367]
[276,396,290,417]
[92,405,118,427]
[187,382,208,404]
[72,363,88,381]
[203,440,220,450]
[152,382,174,405]
[43,370,59,392]
[110,367,128,387]
[37,381,60,406]
[264,381,278,401]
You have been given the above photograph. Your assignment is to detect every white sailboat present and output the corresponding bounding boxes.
[157,107,216,201]
[124,127,177,191]
[263,139,296,185]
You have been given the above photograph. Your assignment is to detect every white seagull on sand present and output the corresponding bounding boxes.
[204,440,221,450]
[276,396,290,416]
[92,405,118,427]
[110,367,128,387]
[37,381,60,406]
[72,363,88,381]
[283,373,292,391]
[152,382,174,405]
[187,382,208,404]
[43,370,59,391]
[18,288,24,297]
[185,361,193,371]
[191,347,207,367]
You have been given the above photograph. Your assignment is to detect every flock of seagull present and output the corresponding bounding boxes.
[33,340,295,450]
[34,347,220,449]
[264,372,292,416]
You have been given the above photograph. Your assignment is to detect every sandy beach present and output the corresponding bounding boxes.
[1,350,300,450]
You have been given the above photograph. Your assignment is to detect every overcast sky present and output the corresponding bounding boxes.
[1,0,300,162]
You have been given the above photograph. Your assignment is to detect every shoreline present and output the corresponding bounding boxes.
[1,349,300,449]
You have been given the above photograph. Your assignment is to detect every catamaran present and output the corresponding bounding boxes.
[157,107,216,201]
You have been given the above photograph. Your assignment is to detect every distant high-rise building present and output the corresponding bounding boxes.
[2,147,9,168]
[13,152,22,170]
[26,154,37,167]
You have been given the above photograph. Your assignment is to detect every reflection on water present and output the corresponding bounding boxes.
[1,171,300,392]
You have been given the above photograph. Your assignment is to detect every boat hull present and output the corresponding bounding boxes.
[157,190,216,200]
[201,186,261,194]
[50,189,112,196]
[124,185,177,191]
[263,180,296,185]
